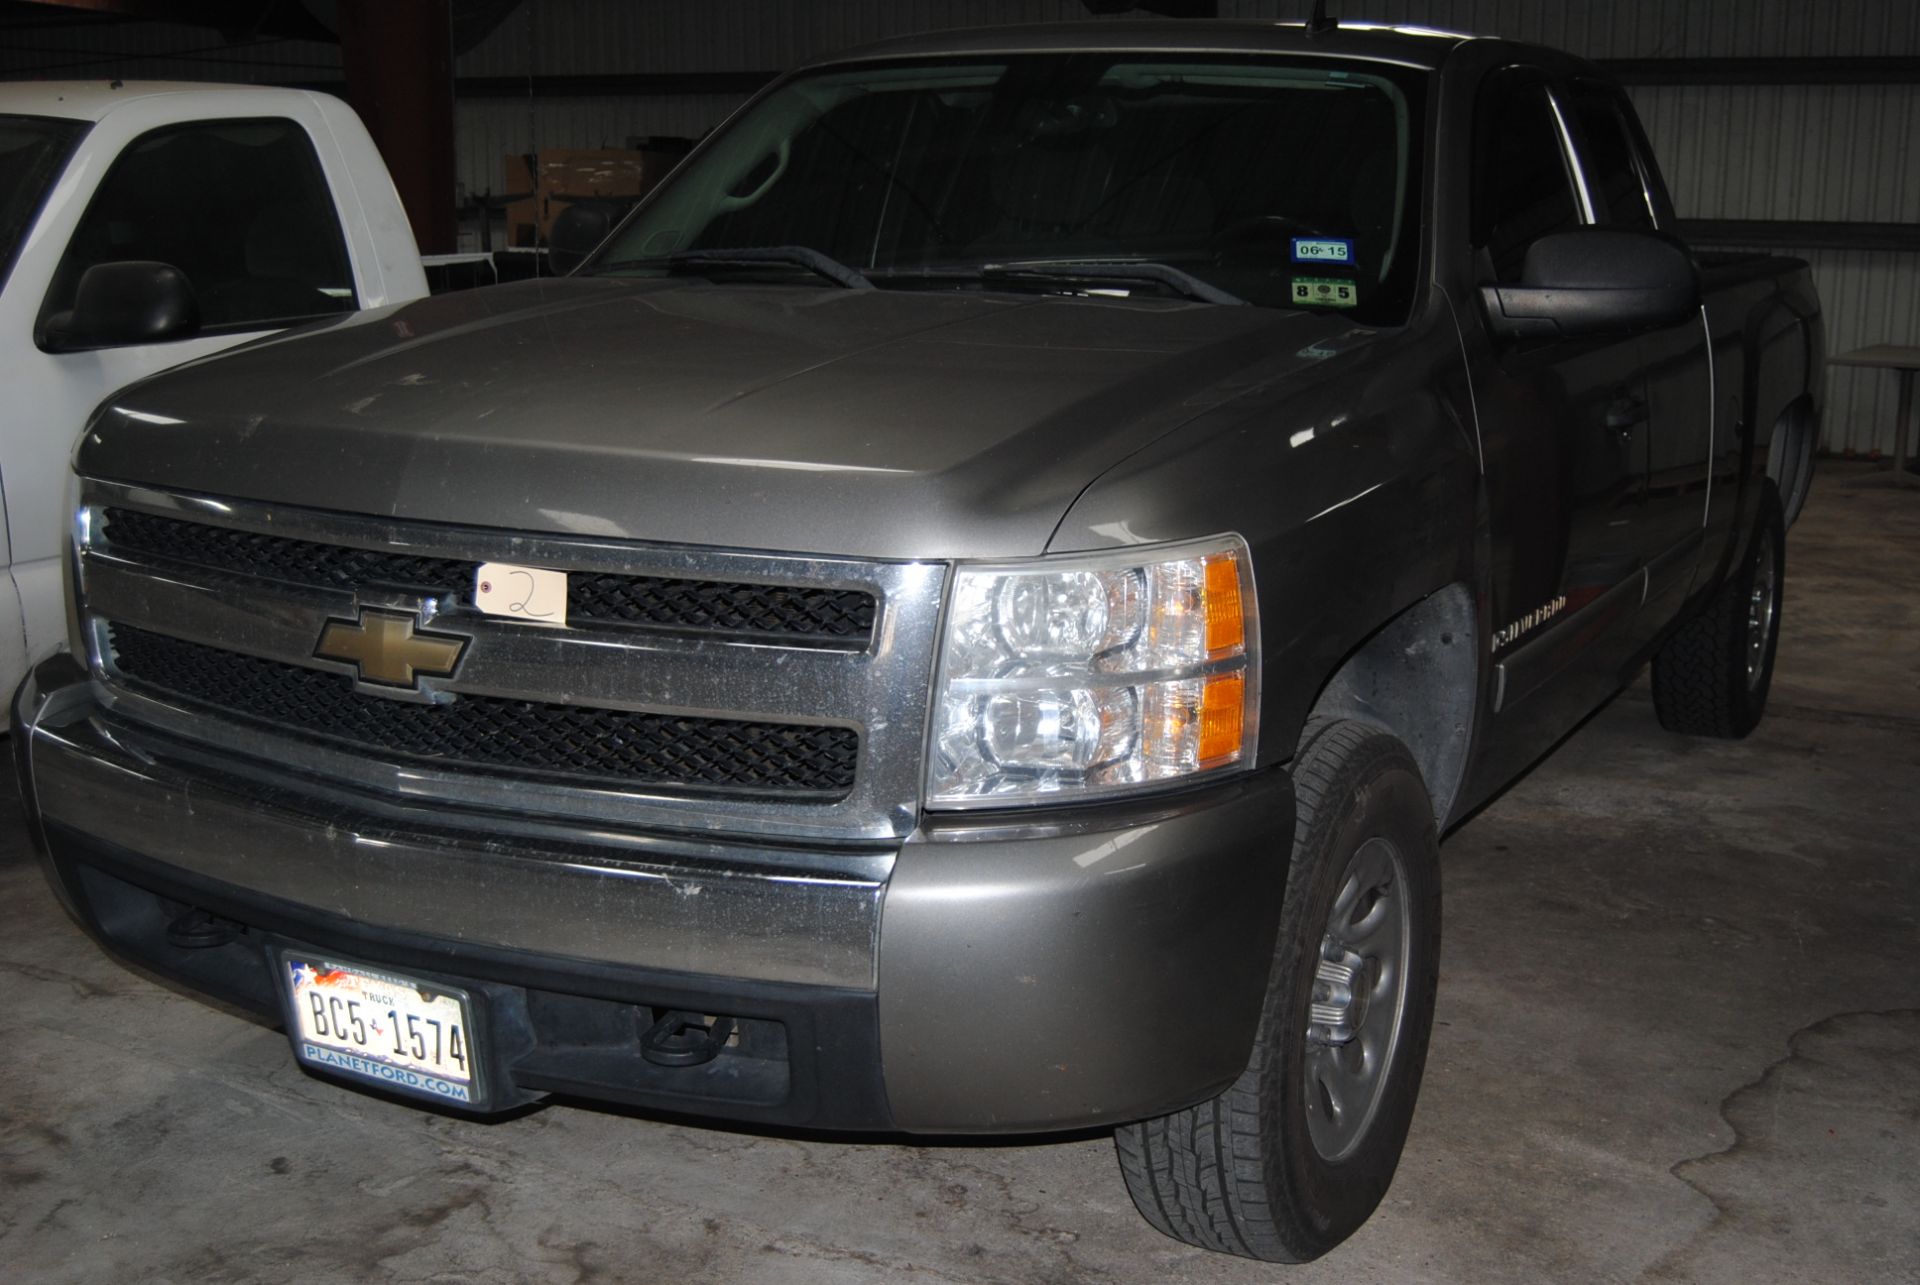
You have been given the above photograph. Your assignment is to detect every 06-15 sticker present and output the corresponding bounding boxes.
[1290,237,1355,264]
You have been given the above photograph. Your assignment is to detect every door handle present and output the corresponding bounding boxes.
[1604,396,1649,434]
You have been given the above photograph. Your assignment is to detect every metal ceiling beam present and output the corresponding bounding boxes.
[1680,220,1920,254]
[1601,56,1920,86]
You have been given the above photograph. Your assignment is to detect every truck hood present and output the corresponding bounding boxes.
[85,277,1359,559]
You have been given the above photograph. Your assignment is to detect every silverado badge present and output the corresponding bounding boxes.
[314,609,467,689]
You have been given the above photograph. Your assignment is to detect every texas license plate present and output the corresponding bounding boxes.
[283,955,479,1106]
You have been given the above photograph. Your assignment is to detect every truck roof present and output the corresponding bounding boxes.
[810,19,1477,71]
[0,80,333,123]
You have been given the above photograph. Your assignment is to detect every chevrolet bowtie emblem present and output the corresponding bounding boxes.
[314,609,467,689]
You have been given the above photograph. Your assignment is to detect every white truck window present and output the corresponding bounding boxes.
[37,116,357,341]
[1,115,85,290]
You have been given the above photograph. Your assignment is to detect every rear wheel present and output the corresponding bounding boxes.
[1651,483,1786,738]
[1114,719,1441,1262]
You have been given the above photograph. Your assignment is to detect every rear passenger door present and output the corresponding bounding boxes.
[1467,67,1650,711]
[1561,80,1713,624]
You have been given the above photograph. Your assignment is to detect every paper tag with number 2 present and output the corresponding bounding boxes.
[475,562,568,625]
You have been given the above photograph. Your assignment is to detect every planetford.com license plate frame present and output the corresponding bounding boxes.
[280,952,484,1107]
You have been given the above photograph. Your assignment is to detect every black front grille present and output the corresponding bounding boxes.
[99,508,877,642]
[107,625,859,798]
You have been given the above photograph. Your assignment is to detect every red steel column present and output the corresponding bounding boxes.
[337,0,457,254]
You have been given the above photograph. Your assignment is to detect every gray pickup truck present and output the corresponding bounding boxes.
[15,20,1821,1262]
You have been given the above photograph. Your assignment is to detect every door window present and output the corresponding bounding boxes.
[1565,84,1658,231]
[1471,70,1583,282]
[38,117,356,345]
[1,115,86,291]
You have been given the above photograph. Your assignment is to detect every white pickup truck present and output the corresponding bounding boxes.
[0,82,428,696]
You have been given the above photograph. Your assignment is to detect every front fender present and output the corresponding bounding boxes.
[1048,319,1479,765]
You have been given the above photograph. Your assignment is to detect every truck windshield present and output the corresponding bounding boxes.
[589,54,1426,323]
[1,115,86,291]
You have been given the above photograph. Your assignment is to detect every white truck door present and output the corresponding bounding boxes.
[3,108,374,693]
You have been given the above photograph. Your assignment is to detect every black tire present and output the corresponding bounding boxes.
[1114,719,1441,1262]
[1650,483,1786,739]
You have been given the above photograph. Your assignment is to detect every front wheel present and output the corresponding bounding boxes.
[1114,719,1441,1262]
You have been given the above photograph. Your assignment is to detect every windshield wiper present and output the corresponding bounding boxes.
[978,260,1246,307]
[598,245,874,290]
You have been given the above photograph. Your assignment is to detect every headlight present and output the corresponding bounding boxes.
[927,534,1258,807]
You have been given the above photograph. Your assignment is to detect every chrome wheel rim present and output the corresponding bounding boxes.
[1303,836,1411,1162]
[1745,528,1777,691]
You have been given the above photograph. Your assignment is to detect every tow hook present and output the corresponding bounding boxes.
[640,1010,737,1067]
[165,905,244,949]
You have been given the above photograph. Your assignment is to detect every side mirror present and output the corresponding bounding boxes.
[41,261,200,352]
[1480,230,1698,340]
[548,202,615,276]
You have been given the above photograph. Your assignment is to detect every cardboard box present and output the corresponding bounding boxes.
[501,147,680,246]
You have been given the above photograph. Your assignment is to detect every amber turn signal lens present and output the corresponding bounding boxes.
[1203,554,1244,656]
[1197,673,1246,766]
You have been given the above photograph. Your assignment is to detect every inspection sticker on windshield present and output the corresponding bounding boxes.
[1291,237,1354,264]
[1292,277,1358,309]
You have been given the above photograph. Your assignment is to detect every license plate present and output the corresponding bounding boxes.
[283,955,479,1106]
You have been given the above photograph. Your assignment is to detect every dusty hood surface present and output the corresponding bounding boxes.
[85,277,1355,559]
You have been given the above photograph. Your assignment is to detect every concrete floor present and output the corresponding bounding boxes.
[3,464,1916,1284]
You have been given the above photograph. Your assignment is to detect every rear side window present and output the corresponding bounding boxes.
[1471,69,1580,282]
[1565,84,1657,231]
[38,117,356,341]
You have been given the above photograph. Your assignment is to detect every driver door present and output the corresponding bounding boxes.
[1466,67,1652,714]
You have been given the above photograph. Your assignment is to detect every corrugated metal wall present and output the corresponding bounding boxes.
[5,0,1916,452]
[1628,77,1920,452]
[458,1,1094,78]
[451,0,1098,196]
[1763,248,1920,449]
[1633,84,1920,224]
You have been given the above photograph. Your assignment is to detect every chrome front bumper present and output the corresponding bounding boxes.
[17,653,1292,1132]
[20,662,889,991]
